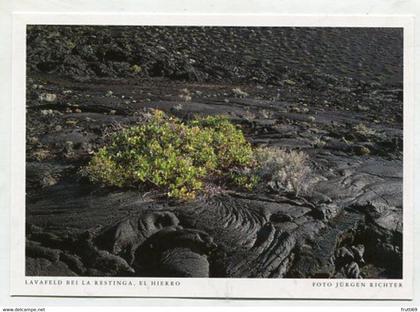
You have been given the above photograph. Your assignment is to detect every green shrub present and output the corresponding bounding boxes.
[83,110,255,200]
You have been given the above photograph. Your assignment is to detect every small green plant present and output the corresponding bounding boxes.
[353,123,377,138]
[130,64,142,74]
[228,168,260,191]
[253,147,311,196]
[83,110,255,200]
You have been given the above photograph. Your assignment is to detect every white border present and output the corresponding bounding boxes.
[10,13,415,299]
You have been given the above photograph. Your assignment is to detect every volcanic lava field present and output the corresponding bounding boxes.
[25,26,403,278]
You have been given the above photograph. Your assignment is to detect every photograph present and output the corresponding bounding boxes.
[24,24,404,280]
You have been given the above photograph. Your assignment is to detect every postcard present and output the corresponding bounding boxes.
[10,13,414,299]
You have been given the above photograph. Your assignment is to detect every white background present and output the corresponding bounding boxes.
[0,0,419,309]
